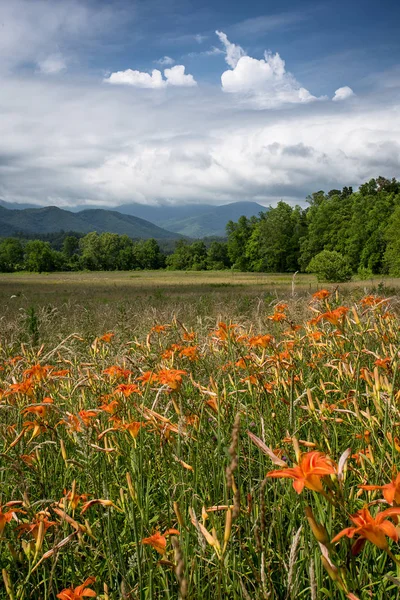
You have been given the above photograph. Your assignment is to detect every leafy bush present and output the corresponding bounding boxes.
[306,250,352,282]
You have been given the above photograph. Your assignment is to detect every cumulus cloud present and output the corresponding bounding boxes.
[155,56,175,66]
[106,69,165,88]
[105,65,197,88]
[164,65,197,87]
[0,74,399,208]
[215,30,246,68]
[216,31,321,108]
[216,32,320,108]
[332,86,355,101]
[37,54,67,74]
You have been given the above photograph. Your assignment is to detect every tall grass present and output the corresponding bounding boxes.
[1,285,400,598]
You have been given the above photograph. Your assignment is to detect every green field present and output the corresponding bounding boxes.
[0,270,396,343]
[1,272,400,599]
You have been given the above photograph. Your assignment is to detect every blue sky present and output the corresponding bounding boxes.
[0,0,399,207]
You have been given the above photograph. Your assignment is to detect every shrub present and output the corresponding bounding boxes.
[306,250,352,282]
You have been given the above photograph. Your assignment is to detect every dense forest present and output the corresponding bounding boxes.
[1,176,400,278]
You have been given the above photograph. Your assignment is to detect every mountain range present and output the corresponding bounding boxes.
[0,205,179,239]
[112,201,265,237]
[0,200,266,239]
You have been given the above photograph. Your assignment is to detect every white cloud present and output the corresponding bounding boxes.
[106,69,166,88]
[105,65,197,88]
[37,54,67,74]
[155,56,175,66]
[195,34,207,44]
[0,0,125,73]
[215,30,246,68]
[216,31,322,108]
[187,47,224,58]
[164,65,197,87]
[0,74,399,209]
[332,86,355,101]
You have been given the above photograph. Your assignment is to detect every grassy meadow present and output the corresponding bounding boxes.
[1,271,400,599]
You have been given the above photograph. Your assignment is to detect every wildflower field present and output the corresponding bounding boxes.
[2,273,400,599]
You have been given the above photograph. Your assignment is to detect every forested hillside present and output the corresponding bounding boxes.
[1,177,399,276]
[225,176,400,277]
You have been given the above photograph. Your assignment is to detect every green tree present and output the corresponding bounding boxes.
[79,232,102,270]
[246,203,306,272]
[24,240,59,273]
[226,216,255,271]
[0,238,24,272]
[306,250,352,282]
[190,241,207,270]
[384,204,400,275]
[133,239,164,270]
[206,241,230,270]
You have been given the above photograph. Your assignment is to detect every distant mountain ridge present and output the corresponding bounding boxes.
[0,205,181,240]
[0,200,267,239]
[113,201,267,237]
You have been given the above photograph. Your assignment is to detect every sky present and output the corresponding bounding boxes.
[0,0,399,208]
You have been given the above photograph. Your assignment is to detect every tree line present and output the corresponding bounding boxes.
[1,176,400,278]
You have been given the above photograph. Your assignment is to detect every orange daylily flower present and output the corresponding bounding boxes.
[359,473,400,505]
[22,420,48,440]
[183,331,196,341]
[60,486,90,511]
[331,506,400,552]
[0,502,25,536]
[267,451,336,494]
[18,512,57,541]
[212,322,238,342]
[156,369,187,391]
[312,289,330,300]
[98,398,120,414]
[275,303,288,312]
[179,346,199,361]
[60,413,83,432]
[23,364,52,381]
[136,371,158,385]
[318,307,349,326]
[57,577,96,599]
[99,333,114,343]
[7,378,35,396]
[78,410,98,426]
[248,335,273,348]
[113,383,141,397]
[374,357,391,370]
[268,312,286,322]
[360,295,386,307]
[22,397,54,418]
[151,324,169,333]
[103,365,131,379]
[50,369,70,378]
[80,499,121,515]
[123,421,144,439]
[142,528,180,555]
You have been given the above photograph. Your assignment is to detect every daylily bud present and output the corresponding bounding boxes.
[60,439,67,463]
[173,501,185,527]
[305,507,329,544]
[2,569,14,600]
[126,472,136,501]
[35,519,45,553]
[223,508,232,554]
[22,540,35,557]
[321,556,339,581]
